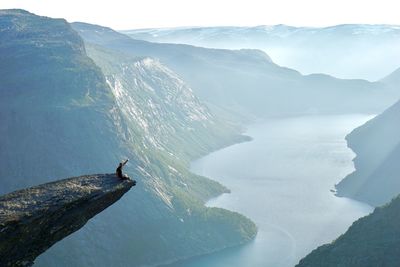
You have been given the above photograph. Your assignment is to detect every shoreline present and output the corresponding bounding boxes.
[155,133,258,267]
[175,114,374,267]
[158,237,256,267]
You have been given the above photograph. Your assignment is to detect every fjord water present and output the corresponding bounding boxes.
[165,115,373,267]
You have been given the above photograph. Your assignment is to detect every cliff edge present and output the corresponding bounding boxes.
[0,174,134,267]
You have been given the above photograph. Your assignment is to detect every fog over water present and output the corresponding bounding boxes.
[165,115,374,267]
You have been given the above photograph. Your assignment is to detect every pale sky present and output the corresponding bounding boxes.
[1,0,399,30]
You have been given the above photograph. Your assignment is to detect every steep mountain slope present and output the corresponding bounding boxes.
[336,98,400,206]
[73,22,396,118]
[0,9,120,191]
[296,195,400,267]
[0,9,256,267]
[85,44,248,162]
[334,66,400,206]
[382,67,400,87]
[123,24,400,80]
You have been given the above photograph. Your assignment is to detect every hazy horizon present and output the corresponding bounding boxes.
[1,6,400,267]
[1,0,400,30]
[122,23,400,31]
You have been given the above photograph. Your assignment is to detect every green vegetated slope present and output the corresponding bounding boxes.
[73,22,397,118]
[336,71,400,207]
[0,9,256,267]
[296,195,400,267]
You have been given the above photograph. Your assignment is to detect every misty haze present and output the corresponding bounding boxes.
[1,2,400,267]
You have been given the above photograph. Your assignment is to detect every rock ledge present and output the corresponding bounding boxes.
[0,174,134,266]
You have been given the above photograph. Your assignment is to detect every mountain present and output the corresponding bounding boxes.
[296,195,400,267]
[73,22,397,119]
[0,174,134,267]
[122,24,400,81]
[0,9,120,190]
[335,66,400,206]
[335,97,400,206]
[0,9,256,267]
[382,67,400,87]
[301,66,400,267]
[84,43,249,162]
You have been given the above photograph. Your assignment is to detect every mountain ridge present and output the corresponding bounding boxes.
[122,24,400,80]
[0,9,257,267]
[73,21,398,119]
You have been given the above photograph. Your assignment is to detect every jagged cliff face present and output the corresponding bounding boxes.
[0,174,134,267]
[296,195,400,267]
[0,9,256,267]
[73,22,397,118]
[86,44,245,162]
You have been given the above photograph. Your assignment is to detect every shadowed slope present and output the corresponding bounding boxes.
[296,195,400,267]
[0,9,257,266]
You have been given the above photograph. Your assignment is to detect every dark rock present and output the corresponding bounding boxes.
[0,174,134,267]
[0,10,257,267]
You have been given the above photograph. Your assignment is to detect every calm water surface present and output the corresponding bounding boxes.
[165,115,374,267]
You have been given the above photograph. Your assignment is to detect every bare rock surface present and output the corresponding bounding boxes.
[0,174,134,267]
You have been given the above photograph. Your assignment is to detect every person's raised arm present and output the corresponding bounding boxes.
[122,159,129,166]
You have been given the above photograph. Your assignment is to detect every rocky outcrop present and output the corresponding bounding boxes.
[0,174,134,267]
[0,10,257,267]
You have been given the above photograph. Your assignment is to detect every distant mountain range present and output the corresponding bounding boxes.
[74,22,398,119]
[0,9,256,267]
[2,8,400,267]
[122,24,400,81]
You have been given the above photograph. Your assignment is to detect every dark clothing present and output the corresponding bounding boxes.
[116,160,130,180]
[116,165,123,178]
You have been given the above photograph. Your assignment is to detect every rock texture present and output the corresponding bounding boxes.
[0,10,257,267]
[0,174,134,267]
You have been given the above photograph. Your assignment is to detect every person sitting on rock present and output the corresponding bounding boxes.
[116,159,129,180]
